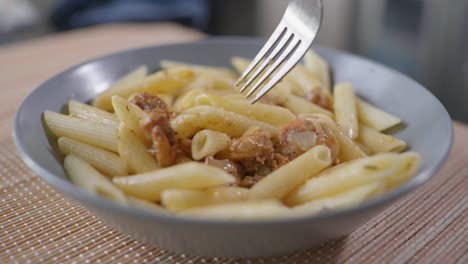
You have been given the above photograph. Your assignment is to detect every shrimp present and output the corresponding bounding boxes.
[278,118,339,163]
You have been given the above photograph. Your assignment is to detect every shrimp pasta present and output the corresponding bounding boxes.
[43,50,421,219]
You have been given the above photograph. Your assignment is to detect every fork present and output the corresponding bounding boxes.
[236,0,323,103]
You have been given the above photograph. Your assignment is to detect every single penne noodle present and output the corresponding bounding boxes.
[334,83,359,139]
[301,113,367,162]
[172,89,207,112]
[44,111,119,152]
[58,137,128,177]
[386,152,421,189]
[171,106,279,139]
[118,124,159,174]
[68,100,119,126]
[249,145,332,200]
[196,72,236,92]
[113,162,236,202]
[192,93,296,126]
[191,130,230,160]
[180,200,288,220]
[292,181,386,216]
[358,124,407,154]
[111,95,144,138]
[354,140,372,156]
[93,66,148,111]
[64,155,127,204]
[287,64,325,95]
[161,186,249,212]
[160,60,237,79]
[284,153,404,206]
[281,92,333,117]
[304,50,332,91]
[94,68,194,111]
[357,99,402,131]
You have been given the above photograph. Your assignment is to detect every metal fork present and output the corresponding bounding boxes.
[236,0,323,103]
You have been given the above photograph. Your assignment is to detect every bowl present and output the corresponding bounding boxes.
[13,37,453,257]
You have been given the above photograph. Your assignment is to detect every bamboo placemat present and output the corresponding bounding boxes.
[0,24,467,263]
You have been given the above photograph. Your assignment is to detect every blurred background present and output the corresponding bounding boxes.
[0,0,467,122]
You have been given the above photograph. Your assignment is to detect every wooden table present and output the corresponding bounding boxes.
[0,24,467,263]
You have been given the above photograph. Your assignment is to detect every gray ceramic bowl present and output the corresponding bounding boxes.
[13,37,453,257]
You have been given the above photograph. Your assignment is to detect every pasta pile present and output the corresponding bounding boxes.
[43,51,421,219]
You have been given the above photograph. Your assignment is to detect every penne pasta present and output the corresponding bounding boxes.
[191,130,230,160]
[304,50,332,91]
[334,83,359,139]
[292,181,386,216]
[192,93,296,126]
[180,200,288,220]
[287,64,325,96]
[171,106,279,139]
[358,124,407,154]
[386,152,421,189]
[58,137,128,177]
[93,68,194,111]
[281,92,333,117]
[64,155,127,204]
[113,162,236,202]
[111,95,145,139]
[357,99,402,132]
[160,60,237,79]
[249,145,332,200]
[44,111,119,152]
[303,114,367,162]
[118,125,159,174]
[284,153,403,206]
[157,94,175,108]
[68,100,119,126]
[93,66,148,111]
[173,89,204,112]
[161,187,249,212]
[43,55,420,218]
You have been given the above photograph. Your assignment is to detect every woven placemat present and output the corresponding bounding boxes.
[1,128,467,264]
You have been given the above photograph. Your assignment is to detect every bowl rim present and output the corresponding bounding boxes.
[13,36,454,226]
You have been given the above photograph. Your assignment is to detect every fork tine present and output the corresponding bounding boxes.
[245,37,301,98]
[240,30,294,93]
[251,44,310,104]
[235,22,287,87]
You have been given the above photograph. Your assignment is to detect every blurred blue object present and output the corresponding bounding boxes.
[50,0,210,30]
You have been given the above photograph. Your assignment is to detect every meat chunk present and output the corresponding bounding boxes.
[133,93,177,167]
[216,127,290,179]
[278,118,339,163]
[131,93,169,112]
[240,175,265,188]
[217,127,274,162]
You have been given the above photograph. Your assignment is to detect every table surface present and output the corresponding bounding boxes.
[0,23,467,264]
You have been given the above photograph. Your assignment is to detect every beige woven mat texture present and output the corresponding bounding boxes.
[0,24,467,264]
